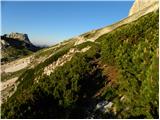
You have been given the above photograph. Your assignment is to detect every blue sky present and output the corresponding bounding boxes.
[2,1,134,46]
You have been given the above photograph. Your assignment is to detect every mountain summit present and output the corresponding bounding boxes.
[4,32,31,44]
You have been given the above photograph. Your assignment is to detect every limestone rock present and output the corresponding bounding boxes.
[5,32,31,44]
[129,0,159,16]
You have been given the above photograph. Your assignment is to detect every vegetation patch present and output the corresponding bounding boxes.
[1,11,159,119]
[1,68,27,82]
[98,11,159,118]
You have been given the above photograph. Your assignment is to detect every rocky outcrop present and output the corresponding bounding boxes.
[129,0,159,16]
[1,77,19,104]
[1,32,40,51]
[1,55,33,73]
[43,46,91,76]
[4,32,31,44]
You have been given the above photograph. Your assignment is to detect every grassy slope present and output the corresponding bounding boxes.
[98,10,159,118]
[1,39,75,82]
[1,46,34,64]
[1,11,159,119]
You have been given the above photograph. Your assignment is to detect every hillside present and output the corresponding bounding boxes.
[1,9,159,119]
[1,32,41,64]
[73,0,159,45]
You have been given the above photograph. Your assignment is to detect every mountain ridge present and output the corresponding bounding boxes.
[74,0,159,45]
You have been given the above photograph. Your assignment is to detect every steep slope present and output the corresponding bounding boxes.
[1,10,158,119]
[1,32,41,64]
[74,0,158,45]
[1,0,158,81]
[1,39,75,103]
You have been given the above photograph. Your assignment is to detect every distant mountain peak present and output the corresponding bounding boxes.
[3,32,31,44]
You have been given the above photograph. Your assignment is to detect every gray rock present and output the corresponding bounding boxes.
[95,100,113,113]
[6,32,31,44]
[96,100,108,110]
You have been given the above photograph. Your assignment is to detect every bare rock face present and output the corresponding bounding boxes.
[4,32,31,44]
[129,0,159,16]
[1,32,40,51]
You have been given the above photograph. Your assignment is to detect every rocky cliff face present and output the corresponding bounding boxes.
[129,0,159,16]
[1,32,40,51]
[4,32,31,44]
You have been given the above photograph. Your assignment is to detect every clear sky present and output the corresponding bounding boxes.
[2,1,134,46]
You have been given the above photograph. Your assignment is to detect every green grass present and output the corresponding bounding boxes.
[10,40,75,94]
[98,11,158,118]
[75,41,98,50]
[80,30,98,39]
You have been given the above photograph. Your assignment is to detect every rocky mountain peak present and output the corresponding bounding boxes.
[129,0,159,16]
[3,32,31,44]
[1,32,41,64]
